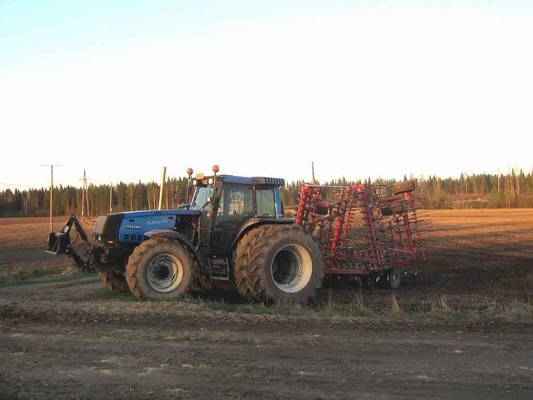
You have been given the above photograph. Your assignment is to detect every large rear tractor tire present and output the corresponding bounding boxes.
[125,238,195,299]
[98,270,129,293]
[234,224,324,304]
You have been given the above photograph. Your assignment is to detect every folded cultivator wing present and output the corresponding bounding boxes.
[295,181,424,277]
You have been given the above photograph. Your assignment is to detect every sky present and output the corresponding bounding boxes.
[1,0,532,189]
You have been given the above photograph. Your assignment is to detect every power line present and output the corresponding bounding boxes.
[0,182,47,188]
[79,169,90,221]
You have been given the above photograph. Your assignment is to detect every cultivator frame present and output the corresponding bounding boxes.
[295,182,424,276]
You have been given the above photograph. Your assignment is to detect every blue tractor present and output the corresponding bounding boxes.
[47,166,324,303]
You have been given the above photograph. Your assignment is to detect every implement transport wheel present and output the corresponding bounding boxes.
[380,268,402,289]
[125,238,194,299]
[98,270,129,293]
[234,224,324,304]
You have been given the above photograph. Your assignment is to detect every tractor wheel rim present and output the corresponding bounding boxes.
[270,244,313,294]
[146,254,183,293]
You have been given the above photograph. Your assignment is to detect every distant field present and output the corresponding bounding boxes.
[1,210,532,309]
[0,216,93,273]
[394,209,533,311]
[418,208,533,276]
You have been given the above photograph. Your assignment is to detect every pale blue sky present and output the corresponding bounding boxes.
[2,1,529,71]
[1,1,532,188]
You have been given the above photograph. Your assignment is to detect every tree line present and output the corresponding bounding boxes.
[1,170,532,217]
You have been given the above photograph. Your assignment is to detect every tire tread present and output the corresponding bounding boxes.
[234,224,323,303]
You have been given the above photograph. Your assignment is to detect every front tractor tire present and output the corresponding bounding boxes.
[125,238,195,299]
[234,224,324,304]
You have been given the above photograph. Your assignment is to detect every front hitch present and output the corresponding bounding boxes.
[46,215,95,272]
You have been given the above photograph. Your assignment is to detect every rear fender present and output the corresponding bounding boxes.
[230,218,295,251]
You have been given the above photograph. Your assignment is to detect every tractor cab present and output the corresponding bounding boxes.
[189,168,287,260]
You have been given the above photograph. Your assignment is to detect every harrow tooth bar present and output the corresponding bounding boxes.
[295,182,424,275]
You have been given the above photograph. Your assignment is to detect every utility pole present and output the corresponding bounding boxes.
[41,164,61,232]
[311,161,317,184]
[129,184,134,211]
[80,170,87,222]
[109,183,113,213]
[80,182,85,222]
[78,169,91,222]
[158,166,167,210]
[516,168,520,196]
[85,171,90,219]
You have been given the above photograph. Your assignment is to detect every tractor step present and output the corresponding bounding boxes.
[209,257,230,280]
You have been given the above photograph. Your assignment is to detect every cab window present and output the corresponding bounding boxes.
[218,184,253,217]
[256,188,276,217]
[190,187,212,210]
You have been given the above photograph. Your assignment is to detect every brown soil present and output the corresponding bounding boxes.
[0,217,93,273]
[0,211,533,399]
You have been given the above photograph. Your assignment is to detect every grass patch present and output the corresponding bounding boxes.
[484,300,533,321]
[90,287,533,323]
[411,295,533,322]
[318,287,374,317]
[210,301,311,316]
[93,287,137,301]
[0,268,94,288]
[92,289,318,316]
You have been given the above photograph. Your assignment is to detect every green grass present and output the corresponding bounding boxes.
[93,287,138,301]
[410,295,533,322]
[90,287,377,317]
[91,288,308,315]
[91,287,533,322]
[0,268,95,288]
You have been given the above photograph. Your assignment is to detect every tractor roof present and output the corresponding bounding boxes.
[194,174,284,187]
[219,175,285,186]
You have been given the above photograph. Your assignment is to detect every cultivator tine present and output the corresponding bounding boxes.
[294,181,424,275]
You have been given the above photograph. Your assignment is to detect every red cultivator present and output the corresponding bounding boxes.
[295,181,424,284]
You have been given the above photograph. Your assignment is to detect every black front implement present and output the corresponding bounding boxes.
[46,215,97,272]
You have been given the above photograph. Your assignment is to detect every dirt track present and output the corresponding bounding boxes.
[1,277,533,400]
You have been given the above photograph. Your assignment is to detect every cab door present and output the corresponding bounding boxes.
[211,183,255,256]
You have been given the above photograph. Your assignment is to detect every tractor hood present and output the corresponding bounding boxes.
[94,209,202,244]
[120,209,202,218]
